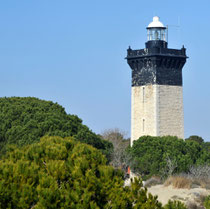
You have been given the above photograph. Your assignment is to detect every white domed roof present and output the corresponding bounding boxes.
[147,16,165,28]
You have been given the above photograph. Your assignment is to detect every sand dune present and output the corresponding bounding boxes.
[148,184,210,207]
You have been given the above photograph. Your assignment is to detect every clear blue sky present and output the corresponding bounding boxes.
[1,0,210,141]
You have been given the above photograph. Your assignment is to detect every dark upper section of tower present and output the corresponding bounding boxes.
[126,16,188,87]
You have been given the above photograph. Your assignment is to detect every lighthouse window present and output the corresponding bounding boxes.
[154,30,159,40]
[147,28,166,41]
[142,87,145,103]
[143,119,145,132]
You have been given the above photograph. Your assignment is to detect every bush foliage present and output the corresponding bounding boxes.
[204,195,210,209]
[164,200,187,209]
[0,136,168,208]
[127,136,210,179]
[0,97,112,158]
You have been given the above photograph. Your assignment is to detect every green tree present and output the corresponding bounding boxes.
[0,97,112,158]
[197,142,210,165]
[0,136,167,208]
[185,135,204,144]
[127,136,207,179]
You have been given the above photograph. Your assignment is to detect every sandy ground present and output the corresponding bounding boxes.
[148,184,210,206]
[124,174,210,207]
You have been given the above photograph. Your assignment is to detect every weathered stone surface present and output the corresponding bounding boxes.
[131,85,184,145]
[127,56,186,87]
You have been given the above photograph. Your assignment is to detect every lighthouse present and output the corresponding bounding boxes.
[126,16,187,146]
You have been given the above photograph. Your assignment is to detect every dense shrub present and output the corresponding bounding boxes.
[0,136,166,208]
[0,97,112,158]
[127,136,210,179]
[164,200,187,209]
[204,195,210,209]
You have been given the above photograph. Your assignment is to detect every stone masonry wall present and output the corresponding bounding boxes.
[131,85,157,145]
[157,85,184,139]
[131,85,184,146]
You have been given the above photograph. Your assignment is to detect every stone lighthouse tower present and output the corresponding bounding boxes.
[126,16,187,146]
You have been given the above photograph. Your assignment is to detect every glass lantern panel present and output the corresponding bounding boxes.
[160,29,166,41]
[147,28,166,41]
